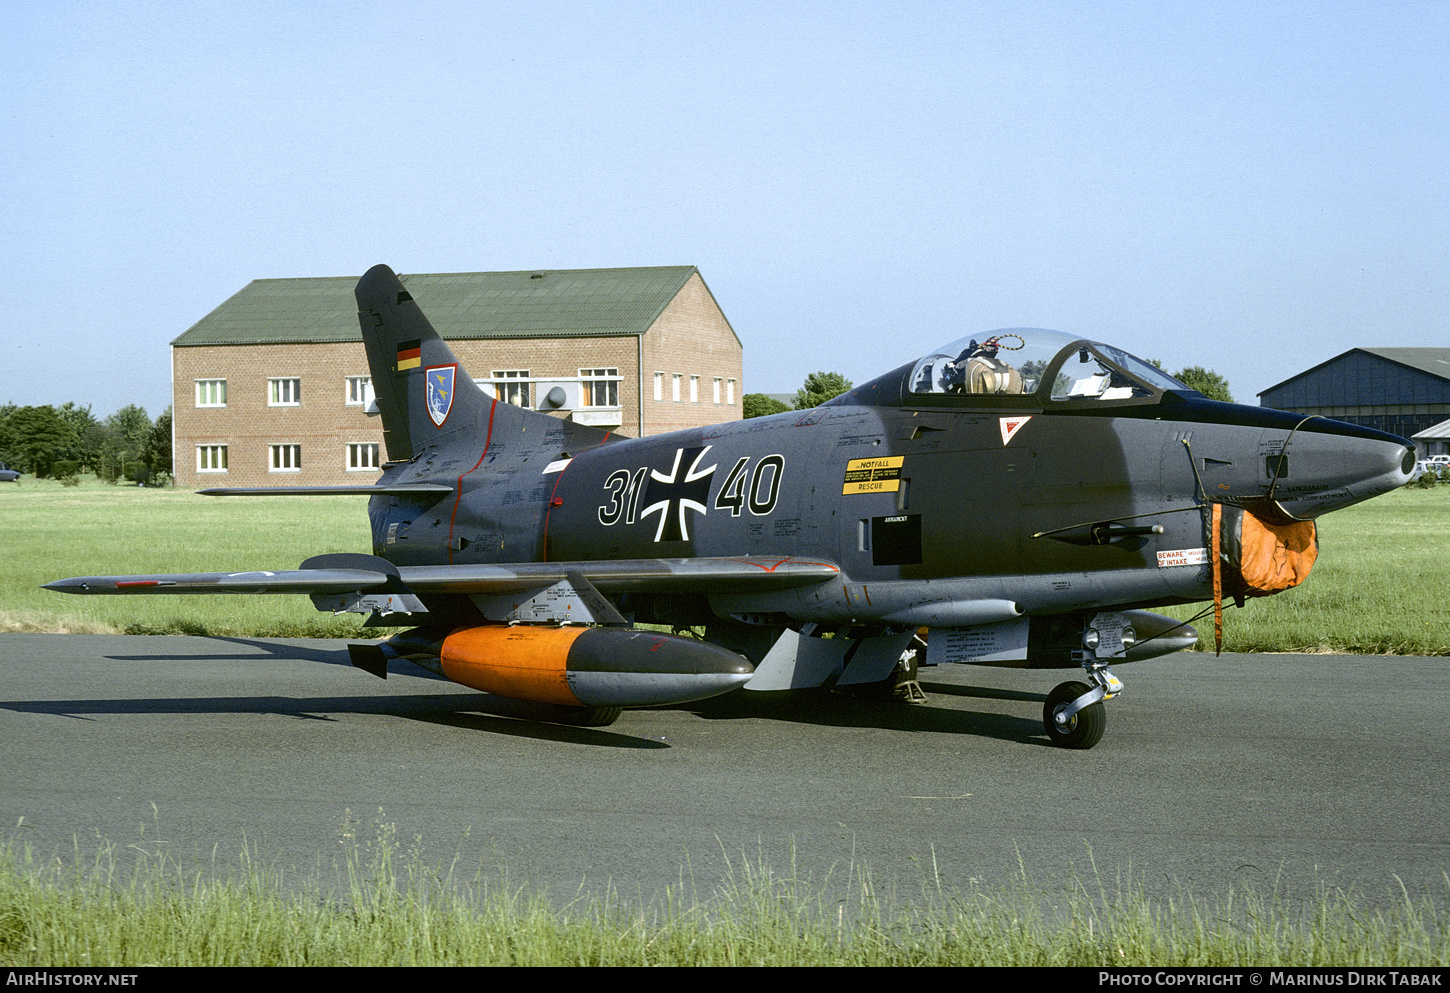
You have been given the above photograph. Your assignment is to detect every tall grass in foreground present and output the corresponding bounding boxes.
[1,822,1446,966]
[2,476,1447,653]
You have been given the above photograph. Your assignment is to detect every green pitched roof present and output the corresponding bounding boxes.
[172,266,703,347]
[1359,348,1450,384]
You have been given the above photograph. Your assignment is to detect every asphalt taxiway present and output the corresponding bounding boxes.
[1,633,1445,910]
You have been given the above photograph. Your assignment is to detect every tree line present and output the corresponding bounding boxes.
[0,403,173,484]
[742,371,854,418]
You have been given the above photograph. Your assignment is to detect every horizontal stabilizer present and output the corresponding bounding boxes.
[44,556,839,598]
[395,556,840,595]
[44,569,389,596]
[197,484,453,497]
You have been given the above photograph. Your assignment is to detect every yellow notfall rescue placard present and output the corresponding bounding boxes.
[843,456,904,494]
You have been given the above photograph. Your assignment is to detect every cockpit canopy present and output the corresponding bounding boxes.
[907,328,1188,403]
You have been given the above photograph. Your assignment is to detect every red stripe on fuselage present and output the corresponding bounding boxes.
[541,463,571,563]
[447,397,498,565]
[540,434,612,562]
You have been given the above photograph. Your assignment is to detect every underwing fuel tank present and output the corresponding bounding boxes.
[372,625,755,709]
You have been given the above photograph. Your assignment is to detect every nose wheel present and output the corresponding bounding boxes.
[1044,680,1107,749]
[1044,612,1129,749]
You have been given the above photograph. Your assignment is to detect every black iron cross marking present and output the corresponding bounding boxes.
[639,446,717,542]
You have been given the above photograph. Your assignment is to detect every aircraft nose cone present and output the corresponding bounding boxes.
[1268,422,1415,519]
[1397,445,1418,483]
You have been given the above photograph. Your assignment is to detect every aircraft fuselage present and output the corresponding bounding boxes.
[45,269,1417,746]
[367,364,1414,634]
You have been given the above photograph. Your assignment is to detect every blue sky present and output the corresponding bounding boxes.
[4,0,1446,420]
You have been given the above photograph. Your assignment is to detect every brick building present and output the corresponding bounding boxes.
[171,266,743,488]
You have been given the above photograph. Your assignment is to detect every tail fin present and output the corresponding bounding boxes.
[355,264,619,465]
[355,264,496,462]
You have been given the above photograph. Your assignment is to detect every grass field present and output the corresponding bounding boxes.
[1162,484,1450,655]
[0,477,377,638]
[2,475,1447,652]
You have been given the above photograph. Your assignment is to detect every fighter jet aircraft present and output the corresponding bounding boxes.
[46,264,1418,748]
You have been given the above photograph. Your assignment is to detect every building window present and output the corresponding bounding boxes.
[727,379,736,405]
[270,444,301,471]
[713,378,722,404]
[654,372,664,402]
[580,368,619,407]
[197,445,227,472]
[195,380,227,408]
[672,374,681,402]
[347,443,380,470]
[491,370,530,407]
[346,376,371,406]
[269,378,301,406]
[690,375,699,403]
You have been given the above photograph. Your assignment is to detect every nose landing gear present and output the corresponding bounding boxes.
[1044,612,1130,749]
[1044,670,1119,748]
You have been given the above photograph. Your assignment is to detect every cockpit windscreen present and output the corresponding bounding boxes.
[908,329,1187,403]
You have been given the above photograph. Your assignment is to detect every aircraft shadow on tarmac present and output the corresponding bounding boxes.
[682,679,1049,746]
[9,638,1054,748]
[0,687,669,749]
[98,636,415,672]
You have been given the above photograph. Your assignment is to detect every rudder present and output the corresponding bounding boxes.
[355,264,494,461]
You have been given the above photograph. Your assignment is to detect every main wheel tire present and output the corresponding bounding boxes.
[1043,681,1105,749]
[555,705,623,727]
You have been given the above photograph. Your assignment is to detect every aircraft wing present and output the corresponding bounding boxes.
[44,555,840,598]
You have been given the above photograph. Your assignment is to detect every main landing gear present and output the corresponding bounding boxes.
[1043,612,1130,749]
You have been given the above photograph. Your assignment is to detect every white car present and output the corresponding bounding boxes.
[1415,455,1449,478]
